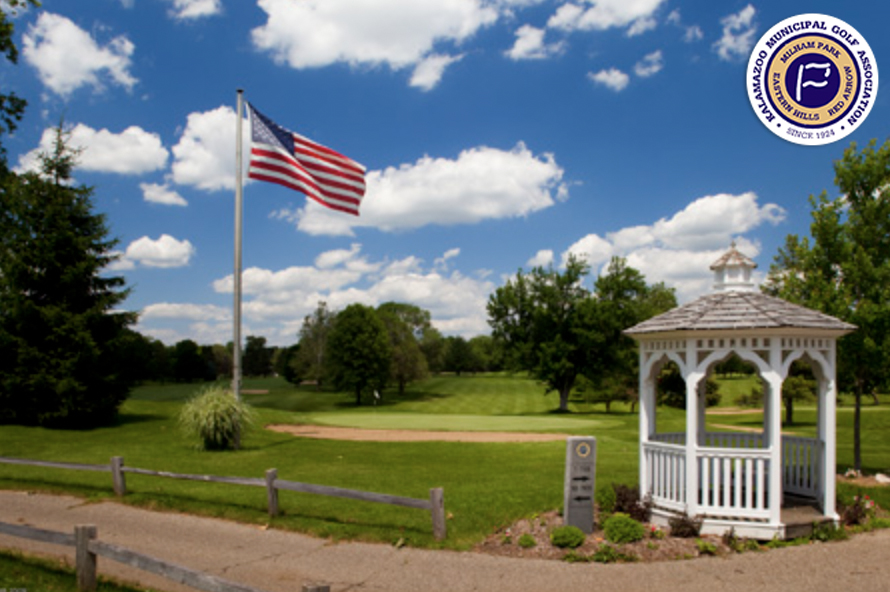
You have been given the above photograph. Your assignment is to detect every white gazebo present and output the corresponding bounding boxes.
[625,244,855,539]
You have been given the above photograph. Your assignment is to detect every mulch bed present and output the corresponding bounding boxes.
[476,475,890,564]
[475,511,732,563]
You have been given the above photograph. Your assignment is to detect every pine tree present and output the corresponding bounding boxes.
[0,128,136,427]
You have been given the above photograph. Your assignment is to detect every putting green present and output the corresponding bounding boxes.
[304,412,621,433]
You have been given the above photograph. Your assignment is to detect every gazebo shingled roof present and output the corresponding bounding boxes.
[625,290,856,334]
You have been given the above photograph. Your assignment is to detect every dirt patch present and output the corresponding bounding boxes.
[241,389,270,395]
[266,424,571,443]
[706,407,763,415]
[707,423,799,436]
[839,474,890,488]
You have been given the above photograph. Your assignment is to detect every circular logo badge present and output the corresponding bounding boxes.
[747,14,878,145]
[575,442,592,458]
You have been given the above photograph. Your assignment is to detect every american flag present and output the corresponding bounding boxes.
[247,103,366,216]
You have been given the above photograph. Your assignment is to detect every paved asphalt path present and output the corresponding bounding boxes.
[1,490,889,592]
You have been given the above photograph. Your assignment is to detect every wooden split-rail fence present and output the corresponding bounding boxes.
[0,520,331,592]
[0,455,446,540]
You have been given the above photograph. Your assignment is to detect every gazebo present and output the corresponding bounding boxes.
[625,244,855,539]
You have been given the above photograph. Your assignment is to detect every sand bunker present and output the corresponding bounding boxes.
[266,424,570,443]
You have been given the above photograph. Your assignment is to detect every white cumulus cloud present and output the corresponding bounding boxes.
[141,302,230,321]
[548,0,666,34]
[16,123,168,175]
[164,0,221,20]
[251,0,497,88]
[119,234,196,269]
[505,24,565,60]
[22,12,136,97]
[280,142,567,236]
[527,249,555,268]
[198,244,493,343]
[714,4,757,62]
[559,192,786,301]
[141,183,187,206]
[170,106,249,191]
[634,50,663,77]
[410,53,464,91]
[588,68,629,91]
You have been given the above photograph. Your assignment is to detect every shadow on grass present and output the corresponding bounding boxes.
[120,490,434,540]
[0,477,433,541]
[546,407,636,417]
[111,412,166,427]
[0,477,114,500]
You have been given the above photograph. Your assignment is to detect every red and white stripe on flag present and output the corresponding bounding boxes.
[247,103,366,216]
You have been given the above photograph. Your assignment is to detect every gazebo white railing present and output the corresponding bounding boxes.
[644,433,822,524]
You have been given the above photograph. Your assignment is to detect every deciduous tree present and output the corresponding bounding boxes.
[765,138,890,470]
[327,304,391,405]
[294,301,334,389]
[0,1,38,171]
[377,303,428,395]
[243,335,273,377]
[488,256,675,412]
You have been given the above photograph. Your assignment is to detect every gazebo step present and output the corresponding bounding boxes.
[781,502,834,539]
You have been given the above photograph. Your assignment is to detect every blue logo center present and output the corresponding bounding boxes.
[784,53,841,108]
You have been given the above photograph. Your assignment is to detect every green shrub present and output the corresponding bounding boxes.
[695,538,717,556]
[668,514,702,538]
[550,525,586,549]
[612,484,653,522]
[722,528,744,553]
[518,533,537,549]
[603,513,646,544]
[592,543,638,563]
[562,551,591,563]
[811,522,848,542]
[179,385,255,450]
[596,483,617,515]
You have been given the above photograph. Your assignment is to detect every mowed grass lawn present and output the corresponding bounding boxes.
[0,550,160,592]
[1,373,888,549]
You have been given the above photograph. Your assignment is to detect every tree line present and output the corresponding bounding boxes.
[116,304,506,395]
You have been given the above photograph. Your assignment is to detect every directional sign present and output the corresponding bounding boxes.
[563,437,596,533]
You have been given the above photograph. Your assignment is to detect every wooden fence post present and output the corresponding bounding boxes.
[429,487,446,541]
[75,524,98,592]
[265,468,279,517]
[111,456,126,497]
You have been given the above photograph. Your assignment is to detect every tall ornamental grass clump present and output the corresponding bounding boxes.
[179,385,255,450]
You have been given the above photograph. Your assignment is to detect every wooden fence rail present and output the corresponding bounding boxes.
[0,521,271,592]
[0,455,446,540]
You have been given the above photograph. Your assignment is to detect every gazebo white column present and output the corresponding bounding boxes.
[763,367,784,527]
[820,344,839,521]
[685,370,704,518]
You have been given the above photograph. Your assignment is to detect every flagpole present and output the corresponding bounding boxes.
[233,89,244,401]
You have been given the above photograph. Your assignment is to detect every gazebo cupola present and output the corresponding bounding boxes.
[625,244,855,539]
[711,241,757,292]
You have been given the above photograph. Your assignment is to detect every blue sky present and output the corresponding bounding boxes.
[2,0,886,346]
